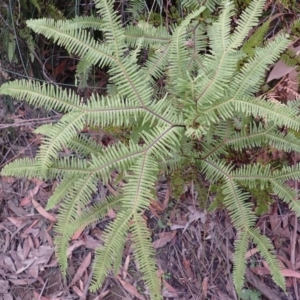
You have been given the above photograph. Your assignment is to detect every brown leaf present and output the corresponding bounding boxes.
[281,269,300,279]
[116,275,146,300]
[182,258,194,279]
[250,266,270,276]
[244,247,259,259]
[202,277,209,298]
[33,290,50,300]
[72,286,85,298]
[69,252,91,287]
[32,199,57,222]
[152,231,177,249]
[162,279,179,297]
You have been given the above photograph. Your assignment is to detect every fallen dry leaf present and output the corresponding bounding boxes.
[32,199,57,222]
[245,247,259,259]
[162,279,179,297]
[202,277,209,298]
[152,231,177,249]
[72,286,85,298]
[69,252,91,287]
[281,269,300,279]
[182,257,194,279]
[33,290,50,300]
[116,275,146,300]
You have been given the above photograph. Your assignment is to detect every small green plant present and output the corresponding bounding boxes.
[1,0,300,299]
[240,288,262,300]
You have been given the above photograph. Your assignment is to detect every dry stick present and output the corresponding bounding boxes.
[80,269,94,300]
[217,231,283,300]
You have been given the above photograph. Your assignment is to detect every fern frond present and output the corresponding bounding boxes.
[0,80,82,112]
[90,210,132,291]
[61,16,104,31]
[231,164,271,189]
[26,18,115,67]
[168,7,205,88]
[124,23,171,48]
[232,34,290,97]
[233,230,250,293]
[229,0,265,50]
[208,1,235,53]
[121,154,158,211]
[94,0,125,55]
[75,196,122,231]
[1,158,41,179]
[55,174,98,274]
[222,179,256,229]
[131,213,161,299]
[249,228,285,290]
[35,111,86,175]
[242,20,270,56]
[233,97,300,131]
[67,135,103,157]
[46,176,76,209]
[85,94,145,127]
[270,180,300,216]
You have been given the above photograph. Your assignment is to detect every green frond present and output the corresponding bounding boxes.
[142,127,183,161]
[233,230,250,293]
[266,130,300,153]
[249,228,285,291]
[281,48,300,68]
[181,0,218,11]
[90,210,132,291]
[67,135,103,157]
[48,157,91,178]
[273,164,300,182]
[89,141,144,184]
[35,111,86,175]
[242,20,270,56]
[199,159,234,182]
[218,123,262,151]
[131,213,161,299]
[55,174,98,274]
[94,0,125,55]
[270,180,300,216]
[222,179,256,229]
[46,176,76,210]
[229,0,265,50]
[195,53,242,107]
[143,43,171,83]
[231,164,272,189]
[124,23,171,48]
[208,1,235,53]
[75,196,122,232]
[26,18,115,67]
[62,16,104,31]
[121,154,158,211]
[0,80,82,112]
[231,34,290,97]
[232,97,300,131]
[168,7,206,87]
[1,158,41,179]
[109,56,154,106]
[85,94,145,127]
[291,18,300,37]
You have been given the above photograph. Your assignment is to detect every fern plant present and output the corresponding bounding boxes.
[2,0,300,298]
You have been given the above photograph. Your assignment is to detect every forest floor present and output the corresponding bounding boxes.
[0,60,299,300]
[1,2,300,299]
